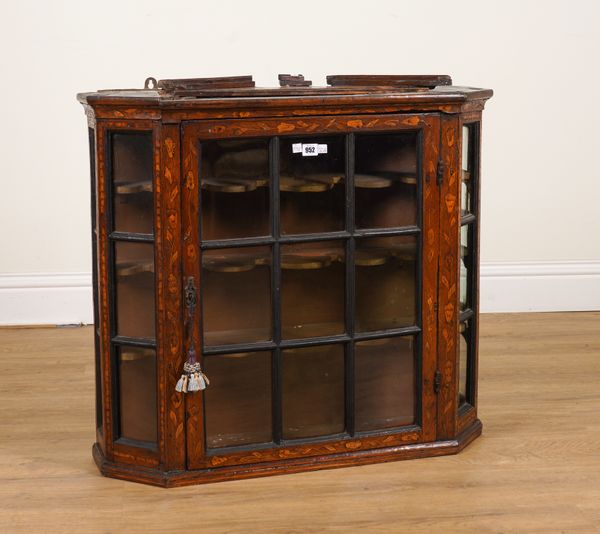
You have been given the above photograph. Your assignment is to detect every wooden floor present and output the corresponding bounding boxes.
[1,313,600,533]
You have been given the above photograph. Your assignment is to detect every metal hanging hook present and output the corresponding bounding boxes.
[144,77,158,90]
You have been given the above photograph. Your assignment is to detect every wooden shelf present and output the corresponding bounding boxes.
[204,322,344,347]
[202,244,416,273]
[204,324,417,348]
[355,173,417,188]
[116,260,154,277]
[280,175,342,193]
[120,347,155,361]
[200,173,416,193]
[204,327,272,347]
[115,181,153,194]
[203,177,268,193]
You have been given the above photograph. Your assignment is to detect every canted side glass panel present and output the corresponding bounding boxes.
[279,136,345,235]
[200,139,270,240]
[204,352,272,449]
[281,241,345,339]
[460,224,474,311]
[461,125,473,216]
[356,235,417,332]
[111,132,154,235]
[282,345,345,439]
[114,241,155,339]
[355,133,418,229]
[117,346,157,443]
[459,320,471,405]
[458,122,480,408]
[355,336,415,431]
[202,246,272,346]
[89,127,103,432]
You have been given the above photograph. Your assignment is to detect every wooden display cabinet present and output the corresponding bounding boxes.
[78,74,492,487]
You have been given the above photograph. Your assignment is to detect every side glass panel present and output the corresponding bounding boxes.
[107,127,158,449]
[356,235,417,332]
[282,345,345,439]
[460,224,474,311]
[204,352,272,448]
[281,241,345,339]
[200,139,270,240]
[114,241,156,339]
[202,246,272,346]
[459,320,471,405]
[355,336,415,431]
[117,346,157,443]
[461,126,473,216]
[279,136,345,235]
[111,132,154,235]
[458,123,480,408]
[89,127,102,434]
[355,133,418,229]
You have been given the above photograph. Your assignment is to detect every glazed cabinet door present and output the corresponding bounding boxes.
[181,115,440,470]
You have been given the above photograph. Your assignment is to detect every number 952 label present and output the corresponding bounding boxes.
[292,143,328,157]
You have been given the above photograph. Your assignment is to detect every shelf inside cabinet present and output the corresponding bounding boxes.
[200,173,416,193]
[355,173,416,188]
[202,176,268,193]
[204,322,345,347]
[115,180,153,195]
[119,347,155,361]
[202,243,416,273]
[115,260,154,277]
[280,175,343,193]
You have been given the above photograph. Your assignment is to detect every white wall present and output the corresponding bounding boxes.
[1,0,599,324]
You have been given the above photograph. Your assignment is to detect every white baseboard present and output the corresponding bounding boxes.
[0,273,93,326]
[0,262,599,325]
[480,261,600,313]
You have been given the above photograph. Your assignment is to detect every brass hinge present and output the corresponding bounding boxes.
[436,159,445,186]
[434,370,442,394]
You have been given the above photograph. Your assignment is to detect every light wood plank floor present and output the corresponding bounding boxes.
[1,313,600,533]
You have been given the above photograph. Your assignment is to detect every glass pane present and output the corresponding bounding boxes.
[281,241,345,339]
[282,344,345,439]
[117,346,157,443]
[459,320,471,405]
[460,224,473,311]
[114,241,155,339]
[280,136,345,234]
[355,336,415,431]
[356,235,417,332]
[355,132,418,229]
[90,127,103,432]
[200,139,270,240]
[111,132,154,234]
[204,352,272,448]
[461,125,472,216]
[202,246,271,346]
[95,331,102,431]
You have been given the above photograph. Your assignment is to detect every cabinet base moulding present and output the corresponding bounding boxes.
[92,419,482,488]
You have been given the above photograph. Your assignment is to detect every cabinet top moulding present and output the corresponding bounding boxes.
[77,74,493,120]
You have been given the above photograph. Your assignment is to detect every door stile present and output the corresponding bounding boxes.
[181,126,205,468]
[159,123,186,471]
[437,114,461,440]
[420,115,441,443]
